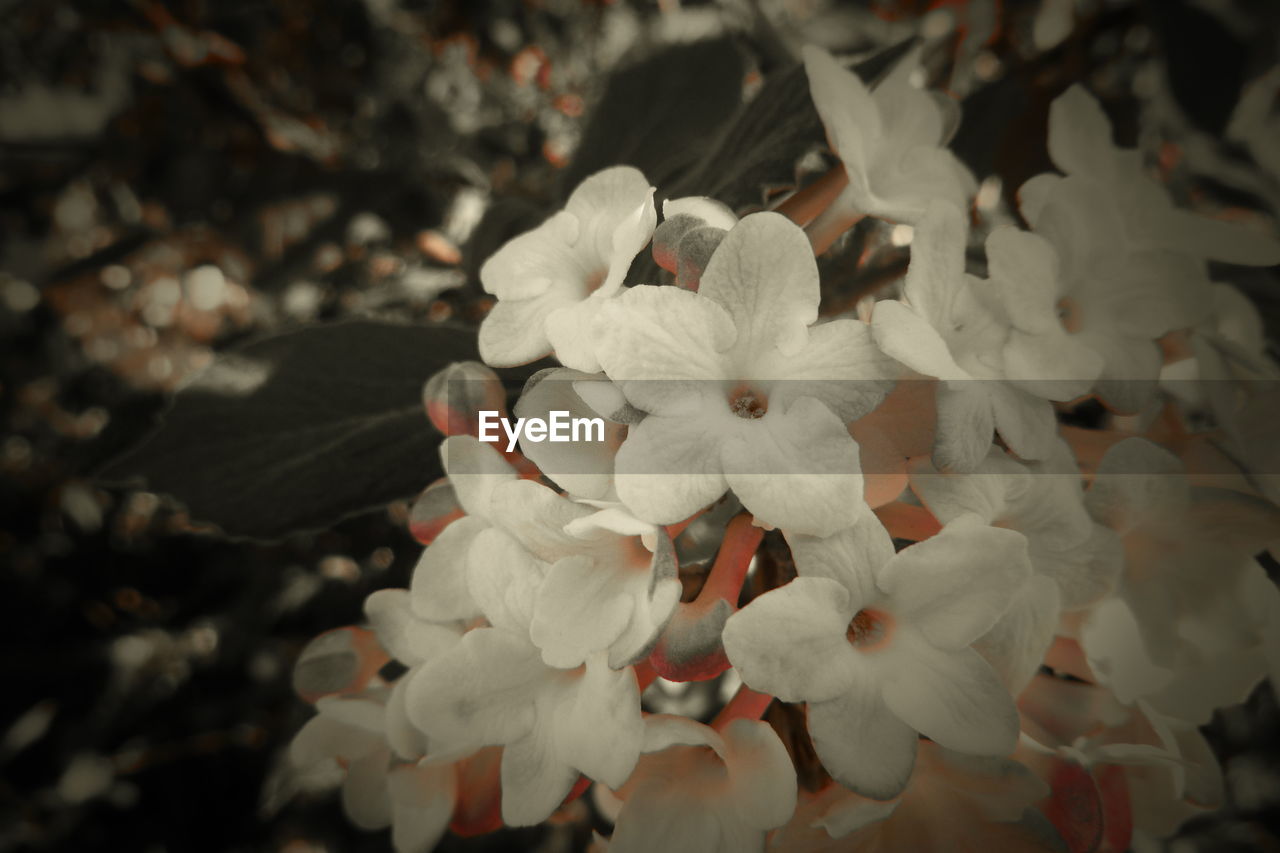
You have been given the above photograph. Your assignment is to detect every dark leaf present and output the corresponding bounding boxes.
[558,37,746,199]
[670,37,919,213]
[1151,0,1247,137]
[99,321,483,540]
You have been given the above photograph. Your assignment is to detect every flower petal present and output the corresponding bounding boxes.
[440,435,517,520]
[364,588,462,667]
[613,413,728,525]
[932,382,994,473]
[594,294,735,421]
[786,512,892,604]
[531,554,634,668]
[881,635,1020,756]
[405,627,541,759]
[387,761,456,853]
[488,478,594,563]
[512,368,625,501]
[872,299,970,382]
[808,686,919,800]
[721,396,865,537]
[466,527,546,634]
[478,294,564,367]
[803,45,880,189]
[721,576,861,703]
[409,514,486,623]
[878,515,1031,649]
[986,380,1058,461]
[553,653,644,788]
[972,575,1060,696]
[499,730,580,826]
[698,212,820,359]
[720,719,798,830]
[766,318,895,423]
[1047,85,1117,179]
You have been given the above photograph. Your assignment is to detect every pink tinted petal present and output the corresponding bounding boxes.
[720,719,798,830]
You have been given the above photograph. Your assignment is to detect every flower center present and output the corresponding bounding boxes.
[1056,297,1082,334]
[846,608,893,651]
[728,385,767,419]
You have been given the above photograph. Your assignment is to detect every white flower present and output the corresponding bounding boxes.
[769,741,1048,852]
[909,441,1120,611]
[479,166,656,371]
[408,435,518,623]
[1078,438,1280,703]
[604,715,796,853]
[404,522,644,826]
[722,514,1029,798]
[871,202,1092,470]
[482,476,682,669]
[1036,84,1280,267]
[289,687,457,853]
[594,211,893,536]
[511,367,632,501]
[803,45,976,224]
[1018,172,1210,412]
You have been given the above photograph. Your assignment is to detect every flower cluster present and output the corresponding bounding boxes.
[288,45,1280,852]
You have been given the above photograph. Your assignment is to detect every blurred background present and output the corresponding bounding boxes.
[3,0,1280,850]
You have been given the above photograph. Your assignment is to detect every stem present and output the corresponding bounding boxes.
[805,200,864,256]
[712,684,774,731]
[698,514,763,605]
[873,501,941,542]
[774,166,849,228]
[633,659,660,693]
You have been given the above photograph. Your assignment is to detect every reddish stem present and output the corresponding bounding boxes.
[805,201,864,256]
[774,166,850,228]
[698,514,763,605]
[873,501,942,542]
[712,685,774,731]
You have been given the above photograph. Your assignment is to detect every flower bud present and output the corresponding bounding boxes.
[422,360,507,437]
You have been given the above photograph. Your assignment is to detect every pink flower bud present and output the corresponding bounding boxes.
[422,360,507,437]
